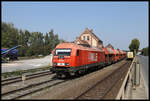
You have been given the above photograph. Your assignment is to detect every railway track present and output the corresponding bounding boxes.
[2,60,131,99]
[2,70,52,86]
[2,77,68,100]
[75,61,131,100]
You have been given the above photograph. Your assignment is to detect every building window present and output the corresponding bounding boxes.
[87,36,89,40]
[83,36,85,40]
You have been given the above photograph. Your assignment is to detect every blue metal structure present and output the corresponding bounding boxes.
[1,45,21,61]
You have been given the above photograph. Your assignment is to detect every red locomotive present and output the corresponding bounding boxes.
[50,42,126,77]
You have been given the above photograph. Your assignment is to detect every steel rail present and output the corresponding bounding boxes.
[2,79,56,96]
[75,61,131,99]
[2,77,68,100]
[101,61,131,99]
[12,80,67,99]
[2,70,52,86]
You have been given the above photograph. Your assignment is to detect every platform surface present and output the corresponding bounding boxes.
[131,55,149,99]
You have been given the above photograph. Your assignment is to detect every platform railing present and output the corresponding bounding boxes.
[116,56,140,99]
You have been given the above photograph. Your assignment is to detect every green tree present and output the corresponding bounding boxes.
[54,34,60,47]
[49,29,55,51]
[129,38,140,55]
[28,32,44,56]
[2,21,63,57]
[141,47,149,56]
[2,22,19,48]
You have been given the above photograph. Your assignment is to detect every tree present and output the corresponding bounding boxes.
[129,38,140,55]
[54,34,60,47]
[2,22,19,48]
[49,29,55,51]
[141,47,149,56]
[2,21,63,57]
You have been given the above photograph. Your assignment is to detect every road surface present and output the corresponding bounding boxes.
[2,55,52,73]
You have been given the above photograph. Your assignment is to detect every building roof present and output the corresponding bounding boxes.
[79,40,89,45]
[74,37,89,45]
[105,44,114,49]
[74,28,103,48]
[82,28,103,43]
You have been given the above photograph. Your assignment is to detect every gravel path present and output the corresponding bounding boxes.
[2,55,52,73]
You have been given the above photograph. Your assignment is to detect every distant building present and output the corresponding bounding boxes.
[137,50,142,55]
[74,28,103,48]
[105,44,114,49]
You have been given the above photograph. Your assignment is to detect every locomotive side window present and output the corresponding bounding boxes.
[55,49,71,56]
[77,50,79,56]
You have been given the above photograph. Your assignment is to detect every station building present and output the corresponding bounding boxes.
[74,28,103,49]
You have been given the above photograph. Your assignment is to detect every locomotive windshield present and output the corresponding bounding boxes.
[55,49,71,56]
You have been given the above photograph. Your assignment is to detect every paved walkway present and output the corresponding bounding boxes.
[130,55,148,99]
[137,55,149,98]
[124,56,148,100]
[131,74,148,99]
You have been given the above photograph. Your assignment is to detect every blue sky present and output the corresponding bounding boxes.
[2,2,148,50]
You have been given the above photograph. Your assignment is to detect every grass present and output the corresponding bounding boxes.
[2,66,51,79]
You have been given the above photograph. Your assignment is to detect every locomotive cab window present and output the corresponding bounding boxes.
[77,50,79,56]
[55,49,71,56]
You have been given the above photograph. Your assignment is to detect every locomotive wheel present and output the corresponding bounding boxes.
[77,69,86,75]
[57,73,63,78]
[75,71,81,76]
[56,72,70,78]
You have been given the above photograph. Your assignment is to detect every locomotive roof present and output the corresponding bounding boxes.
[56,42,104,52]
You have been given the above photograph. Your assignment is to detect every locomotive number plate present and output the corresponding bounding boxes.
[57,63,65,66]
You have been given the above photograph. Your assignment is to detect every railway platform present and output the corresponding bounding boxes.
[130,74,148,99]
[123,55,148,100]
[130,55,148,99]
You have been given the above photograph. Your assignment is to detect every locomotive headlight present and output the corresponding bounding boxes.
[65,63,69,66]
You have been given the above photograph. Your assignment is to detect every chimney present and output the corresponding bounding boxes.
[90,29,93,33]
[85,28,89,31]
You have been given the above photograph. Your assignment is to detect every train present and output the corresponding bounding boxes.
[127,51,134,60]
[50,42,126,77]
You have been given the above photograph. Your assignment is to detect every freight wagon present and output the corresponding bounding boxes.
[127,51,134,60]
